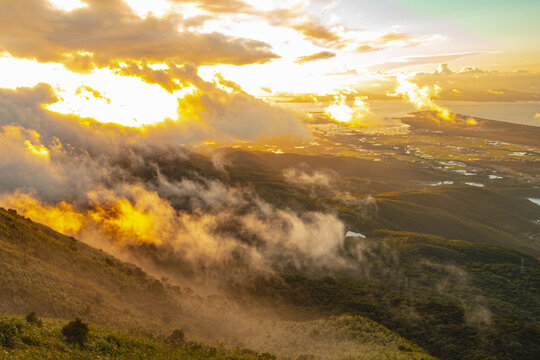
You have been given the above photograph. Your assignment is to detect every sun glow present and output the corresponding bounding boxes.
[123,0,172,18]
[0,186,178,247]
[392,75,454,122]
[324,95,380,127]
[24,140,50,158]
[0,191,84,234]
[0,55,178,127]
[47,0,87,12]
[325,95,354,123]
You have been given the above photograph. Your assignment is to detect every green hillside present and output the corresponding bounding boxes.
[0,207,435,359]
[0,314,273,360]
[373,186,540,256]
[243,230,540,360]
[0,314,434,360]
[0,207,182,330]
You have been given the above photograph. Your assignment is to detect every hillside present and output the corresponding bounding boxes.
[0,314,434,360]
[0,207,435,359]
[244,230,540,360]
[0,207,183,329]
[373,186,540,256]
[200,151,540,256]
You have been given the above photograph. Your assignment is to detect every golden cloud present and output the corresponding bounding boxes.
[413,64,540,101]
[295,51,336,64]
[0,0,279,71]
[355,32,429,53]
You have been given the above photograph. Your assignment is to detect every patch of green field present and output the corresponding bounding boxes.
[0,314,436,360]
[0,315,276,360]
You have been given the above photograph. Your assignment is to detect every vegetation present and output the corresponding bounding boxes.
[0,208,436,359]
[24,312,42,327]
[1,140,539,359]
[61,318,89,347]
[0,315,278,360]
[243,230,540,360]
[0,207,184,330]
[0,314,432,360]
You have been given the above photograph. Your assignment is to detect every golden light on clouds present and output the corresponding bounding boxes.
[0,191,84,234]
[47,0,87,12]
[0,55,178,127]
[325,95,355,124]
[325,95,383,128]
[0,0,536,139]
[24,140,50,158]
[392,75,454,122]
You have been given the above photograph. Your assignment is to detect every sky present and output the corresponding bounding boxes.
[0,0,538,128]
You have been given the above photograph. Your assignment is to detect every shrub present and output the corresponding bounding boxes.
[0,317,24,348]
[106,334,121,347]
[167,329,185,345]
[25,311,43,327]
[61,318,89,347]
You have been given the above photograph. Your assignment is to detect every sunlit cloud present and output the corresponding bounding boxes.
[296,51,336,64]
[0,55,179,127]
[324,94,389,128]
[0,0,279,70]
[391,74,454,122]
[368,52,485,72]
[47,0,87,12]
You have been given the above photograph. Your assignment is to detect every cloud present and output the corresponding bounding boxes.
[0,0,279,71]
[411,64,540,102]
[368,52,484,72]
[282,164,378,218]
[295,51,336,64]
[0,82,347,282]
[324,94,397,128]
[0,122,112,202]
[280,63,540,104]
[75,85,111,104]
[356,44,379,53]
[183,0,255,14]
[116,63,310,140]
[356,32,421,53]
[325,69,359,76]
[168,0,349,50]
[0,72,309,155]
[0,177,352,281]
[390,75,458,123]
[288,20,345,48]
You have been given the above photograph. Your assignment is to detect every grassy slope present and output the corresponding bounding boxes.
[373,186,540,256]
[0,208,436,359]
[0,315,274,360]
[244,230,540,360]
[0,315,435,360]
[0,207,183,329]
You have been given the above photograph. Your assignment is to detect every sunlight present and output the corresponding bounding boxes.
[24,140,50,158]
[123,0,172,18]
[47,0,87,12]
[0,55,179,127]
